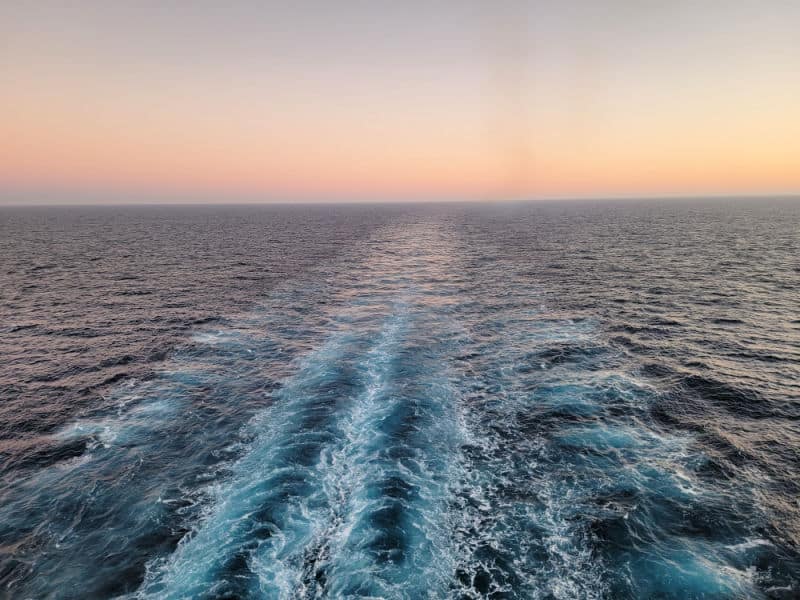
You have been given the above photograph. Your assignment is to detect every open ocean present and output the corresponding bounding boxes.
[1,200,798,599]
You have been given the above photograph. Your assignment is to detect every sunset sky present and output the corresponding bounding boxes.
[2,0,799,203]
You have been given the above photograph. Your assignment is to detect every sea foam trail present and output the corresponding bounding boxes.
[138,219,763,599]
[137,223,468,598]
[5,217,771,599]
[319,308,465,598]
[136,330,373,598]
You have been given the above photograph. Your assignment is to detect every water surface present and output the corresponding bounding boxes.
[1,201,798,598]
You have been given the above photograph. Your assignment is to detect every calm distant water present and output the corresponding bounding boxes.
[1,201,798,599]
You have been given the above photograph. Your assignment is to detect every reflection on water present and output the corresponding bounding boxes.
[1,201,798,598]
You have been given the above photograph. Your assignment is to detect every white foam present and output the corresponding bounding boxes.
[725,538,773,552]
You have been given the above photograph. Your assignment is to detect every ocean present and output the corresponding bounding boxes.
[1,200,798,599]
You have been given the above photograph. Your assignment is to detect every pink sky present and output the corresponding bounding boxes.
[2,1,799,203]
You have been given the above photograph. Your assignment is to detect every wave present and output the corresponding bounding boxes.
[1,218,791,598]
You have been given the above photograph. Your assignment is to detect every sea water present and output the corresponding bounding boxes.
[1,200,798,598]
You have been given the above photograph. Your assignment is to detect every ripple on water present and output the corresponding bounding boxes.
[1,203,798,598]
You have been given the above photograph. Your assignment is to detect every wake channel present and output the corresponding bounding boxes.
[137,223,467,599]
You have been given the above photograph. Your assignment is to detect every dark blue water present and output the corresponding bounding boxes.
[1,201,798,599]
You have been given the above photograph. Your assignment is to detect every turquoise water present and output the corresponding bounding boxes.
[1,202,798,598]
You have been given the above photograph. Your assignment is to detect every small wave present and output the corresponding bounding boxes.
[711,317,745,325]
[681,375,770,419]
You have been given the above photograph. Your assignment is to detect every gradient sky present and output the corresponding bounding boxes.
[2,0,799,203]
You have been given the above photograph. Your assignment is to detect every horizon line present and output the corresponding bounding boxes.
[2,192,800,208]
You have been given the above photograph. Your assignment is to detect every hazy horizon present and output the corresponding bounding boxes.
[1,191,800,208]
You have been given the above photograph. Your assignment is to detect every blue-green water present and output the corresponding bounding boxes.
[1,201,798,598]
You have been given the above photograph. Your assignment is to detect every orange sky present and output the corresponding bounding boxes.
[2,1,799,203]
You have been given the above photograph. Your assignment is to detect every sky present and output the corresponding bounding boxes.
[1,0,799,204]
